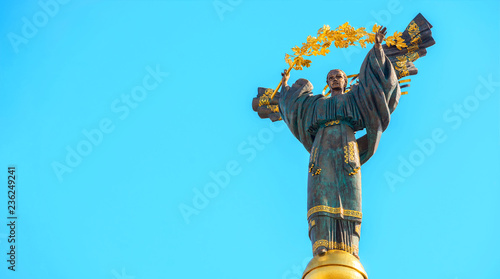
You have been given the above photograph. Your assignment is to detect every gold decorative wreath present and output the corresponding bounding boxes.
[270,23,407,99]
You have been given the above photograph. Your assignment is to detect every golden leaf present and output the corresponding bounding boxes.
[339,22,350,30]
[303,59,312,68]
[385,37,396,47]
[395,37,407,50]
[396,42,407,50]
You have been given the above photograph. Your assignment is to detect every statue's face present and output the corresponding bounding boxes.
[327,70,346,92]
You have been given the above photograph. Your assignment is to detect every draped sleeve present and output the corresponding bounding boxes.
[278,78,322,153]
[349,46,401,165]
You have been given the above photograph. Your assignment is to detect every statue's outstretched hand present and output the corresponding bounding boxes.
[374,26,387,49]
[281,69,290,88]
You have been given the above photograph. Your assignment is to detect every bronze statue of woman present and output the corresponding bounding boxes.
[276,14,435,261]
[279,26,396,258]
[253,14,435,277]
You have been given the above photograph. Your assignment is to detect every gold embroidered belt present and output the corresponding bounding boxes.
[307,205,362,219]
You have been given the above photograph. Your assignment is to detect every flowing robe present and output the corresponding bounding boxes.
[278,46,400,256]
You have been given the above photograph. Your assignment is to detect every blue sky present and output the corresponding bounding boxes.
[0,1,499,279]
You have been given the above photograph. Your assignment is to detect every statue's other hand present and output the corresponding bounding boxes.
[374,26,387,48]
[281,69,290,87]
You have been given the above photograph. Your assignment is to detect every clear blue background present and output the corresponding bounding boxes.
[0,0,499,278]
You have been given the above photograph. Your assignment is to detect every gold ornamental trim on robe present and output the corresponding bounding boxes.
[394,19,422,80]
[258,88,281,113]
[312,239,359,255]
[307,205,362,219]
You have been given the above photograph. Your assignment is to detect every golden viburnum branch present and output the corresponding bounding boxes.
[270,60,296,100]
[270,23,406,99]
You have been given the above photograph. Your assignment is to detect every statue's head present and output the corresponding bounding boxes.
[326,69,347,94]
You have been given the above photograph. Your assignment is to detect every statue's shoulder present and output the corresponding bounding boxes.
[294,78,312,86]
[292,78,314,92]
